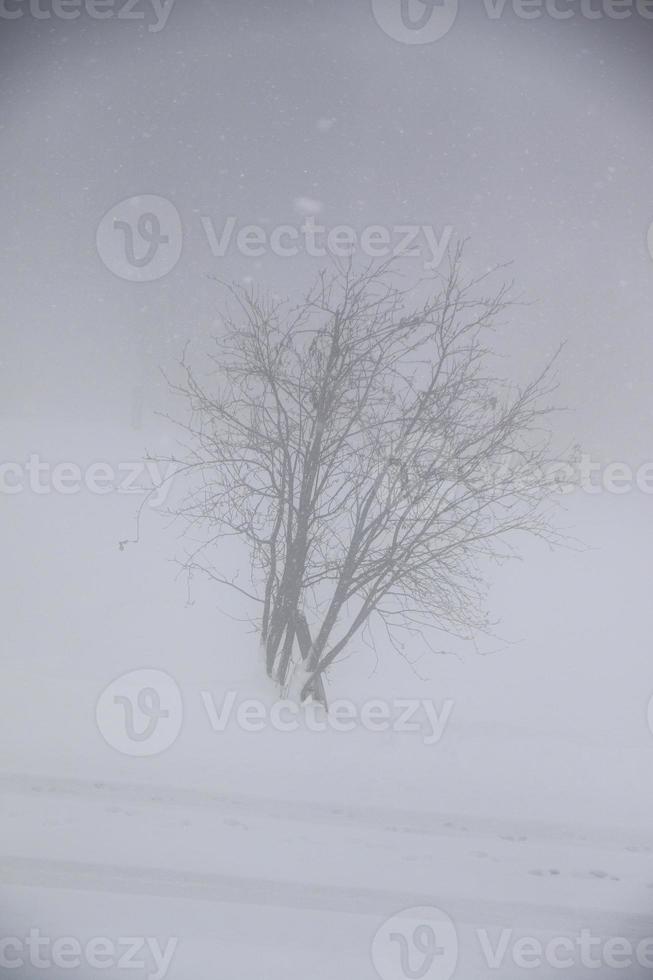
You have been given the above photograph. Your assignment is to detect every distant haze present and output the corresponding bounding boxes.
[1,1,652,466]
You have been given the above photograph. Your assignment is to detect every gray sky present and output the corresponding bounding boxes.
[2,0,652,461]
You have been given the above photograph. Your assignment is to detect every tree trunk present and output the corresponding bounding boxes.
[295,612,328,710]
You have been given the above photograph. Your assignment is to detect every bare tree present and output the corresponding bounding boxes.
[159,249,565,705]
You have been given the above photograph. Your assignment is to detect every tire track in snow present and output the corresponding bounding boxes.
[0,855,649,936]
[1,771,650,853]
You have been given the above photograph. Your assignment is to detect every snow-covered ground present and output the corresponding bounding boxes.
[2,418,653,979]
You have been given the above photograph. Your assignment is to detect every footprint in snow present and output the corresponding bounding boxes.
[530,868,621,881]
[572,870,620,882]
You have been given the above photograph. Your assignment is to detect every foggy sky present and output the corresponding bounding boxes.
[1,0,652,463]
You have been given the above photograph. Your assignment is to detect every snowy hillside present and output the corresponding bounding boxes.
[1,418,653,979]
